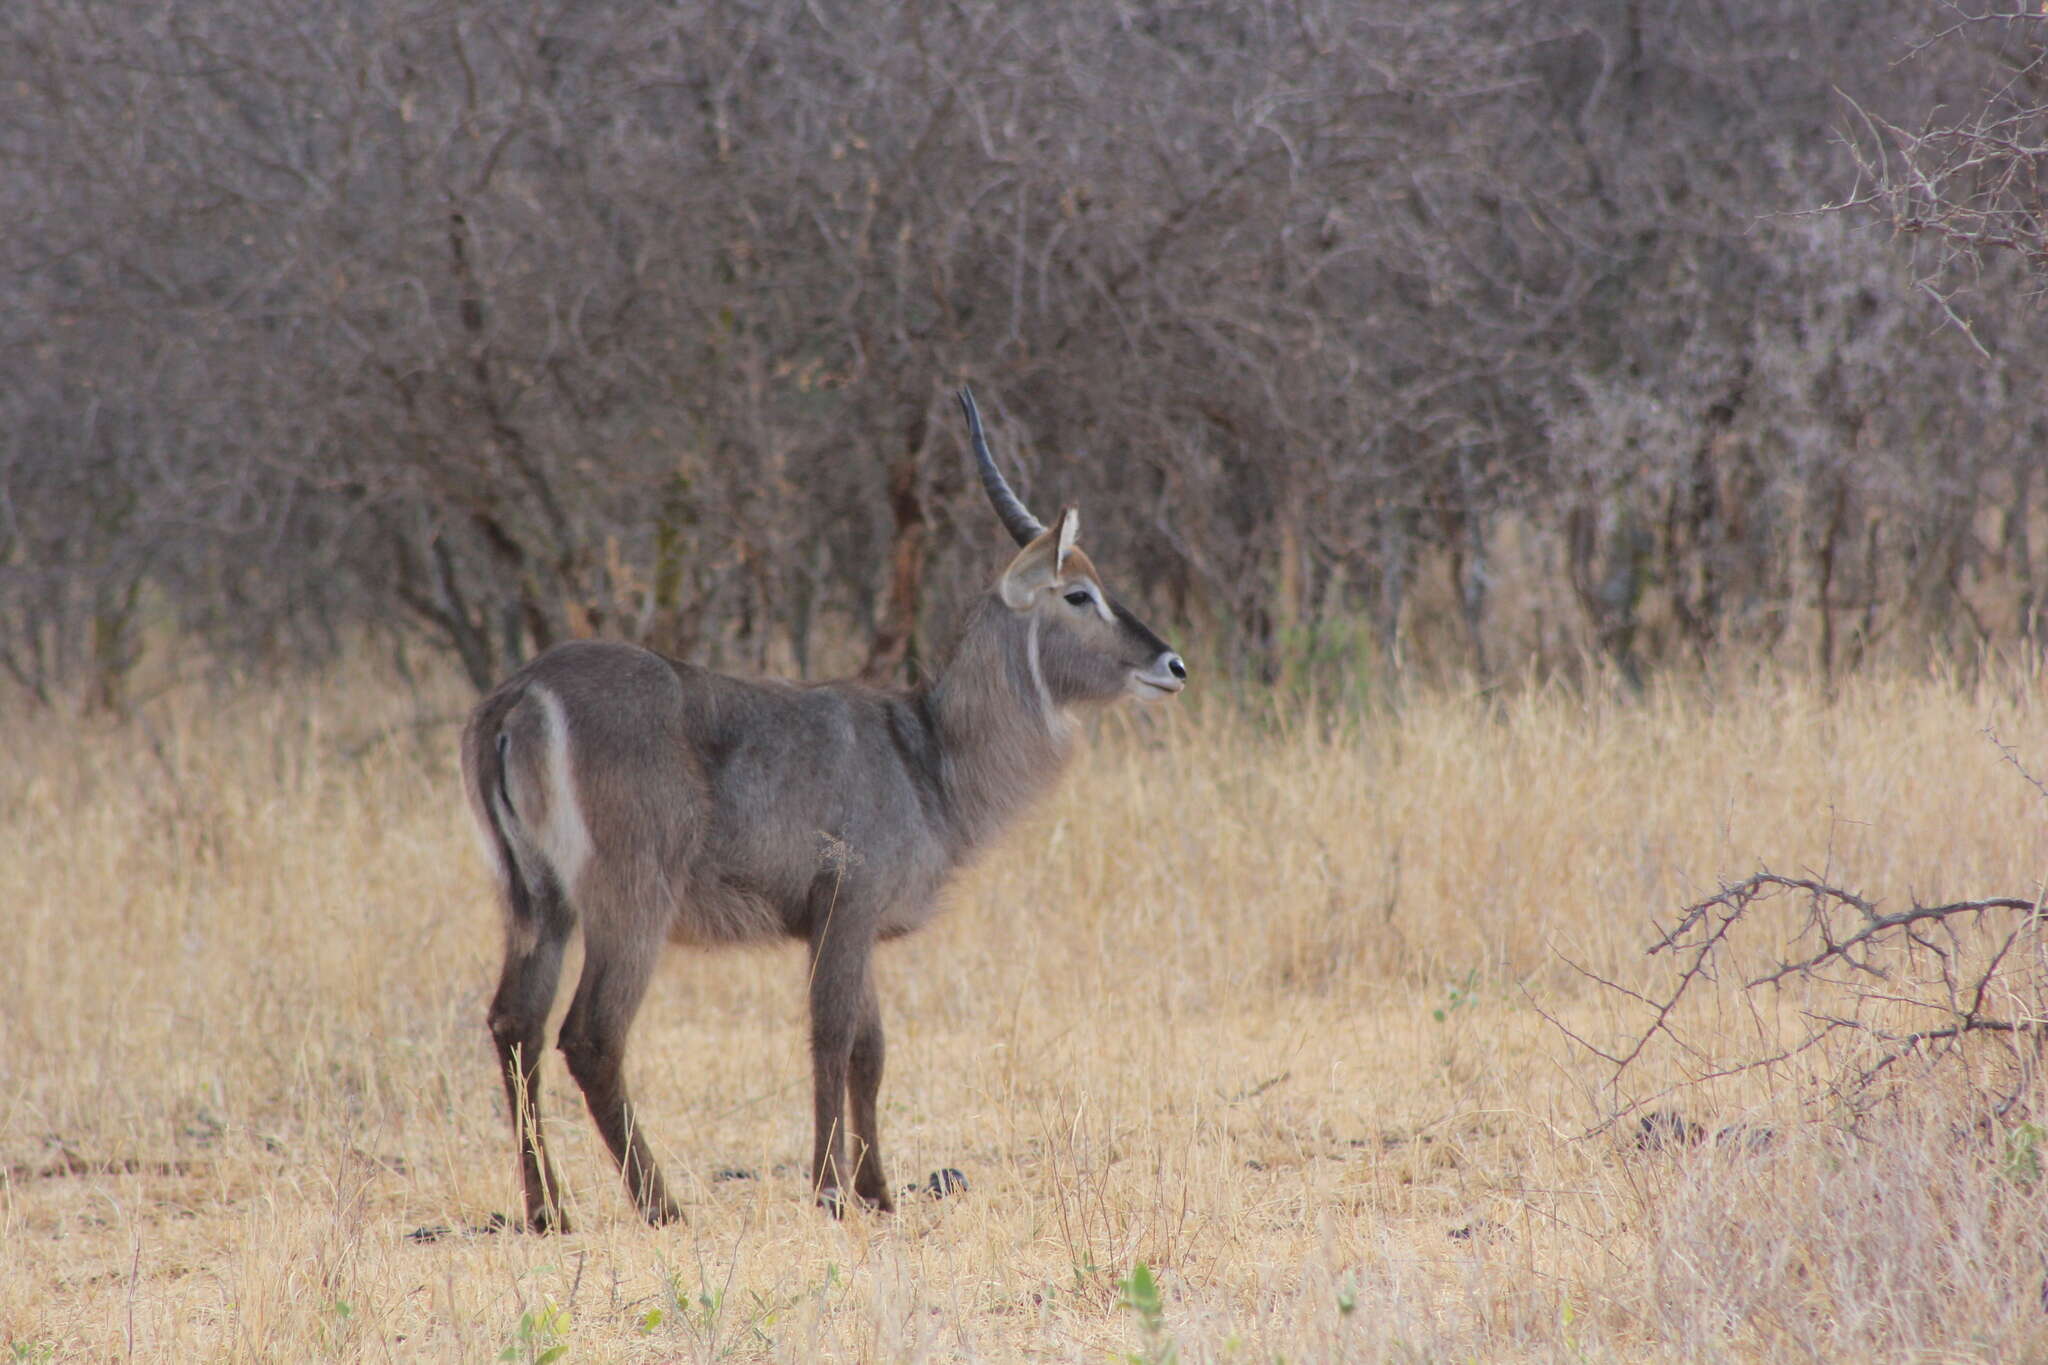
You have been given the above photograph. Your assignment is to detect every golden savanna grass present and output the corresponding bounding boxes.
[4,660,2047,1361]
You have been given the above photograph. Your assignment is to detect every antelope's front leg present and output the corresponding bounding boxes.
[806,931,873,1215]
[846,967,894,1212]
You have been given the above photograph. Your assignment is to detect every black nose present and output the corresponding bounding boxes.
[1168,656,1187,680]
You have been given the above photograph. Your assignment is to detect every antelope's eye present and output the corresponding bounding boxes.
[1064,589,1093,608]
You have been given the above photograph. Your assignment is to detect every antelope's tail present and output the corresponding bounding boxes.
[461,688,550,937]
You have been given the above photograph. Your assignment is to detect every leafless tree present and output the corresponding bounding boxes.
[1836,9,2048,322]
[3,0,2044,705]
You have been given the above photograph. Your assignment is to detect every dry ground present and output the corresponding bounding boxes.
[4,660,2046,1361]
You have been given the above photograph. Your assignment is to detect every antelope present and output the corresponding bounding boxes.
[459,389,1188,1228]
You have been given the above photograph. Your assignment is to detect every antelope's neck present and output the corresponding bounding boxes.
[922,600,1076,855]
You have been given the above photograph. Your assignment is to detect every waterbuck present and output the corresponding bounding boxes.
[459,389,1187,1229]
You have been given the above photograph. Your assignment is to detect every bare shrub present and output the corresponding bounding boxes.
[1552,735,2048,1133]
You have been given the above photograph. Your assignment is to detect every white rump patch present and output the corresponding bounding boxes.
[528,685,595,894]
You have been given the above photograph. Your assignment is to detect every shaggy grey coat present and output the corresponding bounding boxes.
[461,500,1185,1229]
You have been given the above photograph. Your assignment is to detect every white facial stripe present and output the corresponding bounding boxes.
[1064,578,1113,622]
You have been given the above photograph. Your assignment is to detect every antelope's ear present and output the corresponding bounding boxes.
[998,507,1080,611]
[1054,506,1079,571]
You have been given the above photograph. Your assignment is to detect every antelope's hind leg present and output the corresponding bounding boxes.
[557,911,684,1225]
[487,882,574,1233]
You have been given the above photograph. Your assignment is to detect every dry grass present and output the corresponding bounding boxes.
[4,660,2047,1361]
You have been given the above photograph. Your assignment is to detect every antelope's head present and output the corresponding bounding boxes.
[960,389,1188,707]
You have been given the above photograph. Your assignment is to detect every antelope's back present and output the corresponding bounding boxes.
[467,641,954,940]
[664,661,957,933]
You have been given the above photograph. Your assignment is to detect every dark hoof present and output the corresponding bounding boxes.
[816,1188,847,1219]
[903,1168,968,1200]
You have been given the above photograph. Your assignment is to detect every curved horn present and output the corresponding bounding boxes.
[958,387,1046,547]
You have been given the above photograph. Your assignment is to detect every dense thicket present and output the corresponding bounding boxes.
[3,0,2043,704]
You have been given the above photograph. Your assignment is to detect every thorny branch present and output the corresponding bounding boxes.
[1553,870,2048,1136]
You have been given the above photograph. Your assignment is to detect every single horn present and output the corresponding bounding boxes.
[958,387,1046,547]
